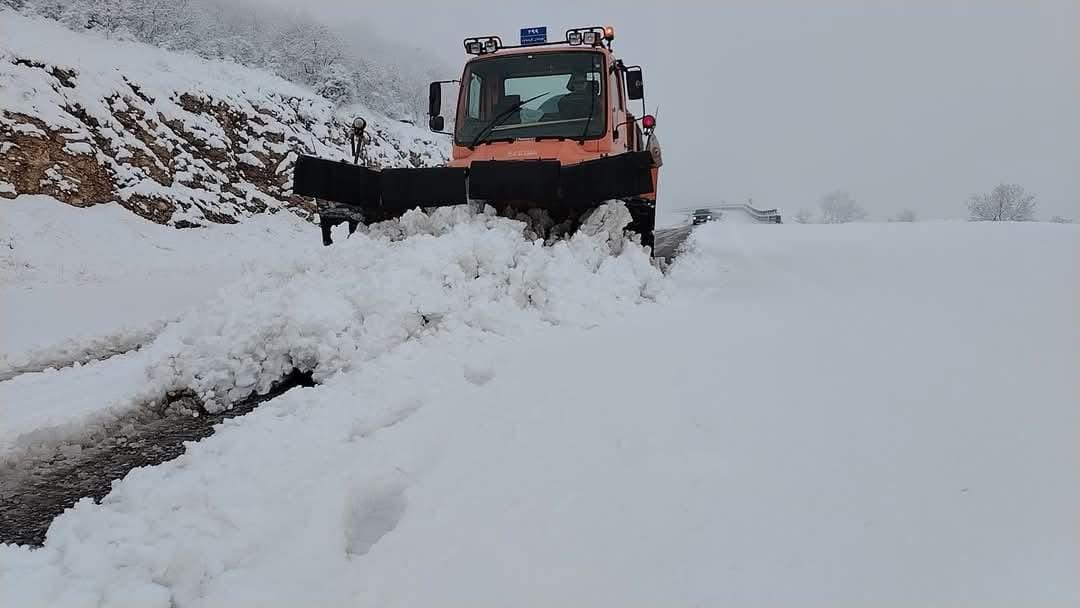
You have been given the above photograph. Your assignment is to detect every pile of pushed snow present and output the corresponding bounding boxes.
[149,203,663,410]
[0,10,446,225]
[0,202,664,461]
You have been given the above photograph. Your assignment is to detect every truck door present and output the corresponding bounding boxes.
[609,60,629,152]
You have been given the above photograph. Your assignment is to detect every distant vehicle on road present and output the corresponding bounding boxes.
[691,208,715,225]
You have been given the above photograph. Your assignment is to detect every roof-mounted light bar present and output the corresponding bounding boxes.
[464,36,502,55]
[565,26,614,47]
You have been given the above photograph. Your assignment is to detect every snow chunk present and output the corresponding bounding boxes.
[11,123,46,137]
[62,141,94,155]
[236,152,264,168]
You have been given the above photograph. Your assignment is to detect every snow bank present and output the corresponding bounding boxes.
[3,220,1077,607]
[0,195,314,366]
[0,201,664,462]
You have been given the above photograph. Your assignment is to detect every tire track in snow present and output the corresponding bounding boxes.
[0,319,170,383]
[653,225,694,261]
[0,369,315,547]
[0,365,438,548]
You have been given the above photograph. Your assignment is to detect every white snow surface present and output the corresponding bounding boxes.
[2,215,1078,607]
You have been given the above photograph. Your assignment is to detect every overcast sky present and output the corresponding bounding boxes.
[268,0,1078,220]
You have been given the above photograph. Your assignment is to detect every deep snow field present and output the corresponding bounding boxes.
[1,196,1078,607]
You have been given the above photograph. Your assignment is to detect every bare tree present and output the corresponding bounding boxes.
[1049,216,1073,224]
[967,184,1036,221]
[818,190,866,224]
[794,208,815,224]
[891,209,917,222]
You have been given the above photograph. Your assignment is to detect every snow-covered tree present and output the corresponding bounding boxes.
[269,16,343,88]
[794,208,815,224]
[818,191,866,224]
[129,0,195,48]
[891,209,917,222]
[314,62,354,105]
[1049,216,1073,224]
[14,0,447,119]
[967,184,1036,221]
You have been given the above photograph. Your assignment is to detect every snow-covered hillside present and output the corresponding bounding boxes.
[0,10,446,225]
[2,205,1077,606]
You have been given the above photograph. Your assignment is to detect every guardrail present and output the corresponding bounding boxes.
[679,204,783,224]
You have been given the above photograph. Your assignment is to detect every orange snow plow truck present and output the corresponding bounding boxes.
[292,25,663,248]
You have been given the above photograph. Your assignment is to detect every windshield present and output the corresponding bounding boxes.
[456,51,606,146]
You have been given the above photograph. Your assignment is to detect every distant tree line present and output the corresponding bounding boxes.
[790,183,1067,224]
[794,190,869,224]
[4,0,447,120]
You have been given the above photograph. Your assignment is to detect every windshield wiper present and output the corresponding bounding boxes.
[579,91,597,141]
[469,90,554,149]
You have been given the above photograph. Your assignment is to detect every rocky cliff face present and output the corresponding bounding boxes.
[0,11,447,226]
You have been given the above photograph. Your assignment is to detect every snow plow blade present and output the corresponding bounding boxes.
[292,152,657,243]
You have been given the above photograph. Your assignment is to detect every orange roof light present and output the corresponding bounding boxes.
[603,26,615,41]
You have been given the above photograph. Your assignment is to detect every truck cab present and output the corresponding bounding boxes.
[429,26,660,201]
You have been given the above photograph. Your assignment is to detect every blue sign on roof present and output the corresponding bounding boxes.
[520,26,547,45]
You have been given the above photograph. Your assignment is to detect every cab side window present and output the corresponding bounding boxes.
[610,68,624,111]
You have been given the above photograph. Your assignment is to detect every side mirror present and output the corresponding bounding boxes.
[429,115,445,132]
[428,82,442,117]
[626,68,644,100]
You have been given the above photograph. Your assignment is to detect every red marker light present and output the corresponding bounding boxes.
[642,114,656,129]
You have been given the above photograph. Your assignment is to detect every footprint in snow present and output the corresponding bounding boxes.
[464,361,495,386]
[344,479,408,558]
[347,396,424,441]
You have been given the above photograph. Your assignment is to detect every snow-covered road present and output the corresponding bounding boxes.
[1,201,1077,607]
